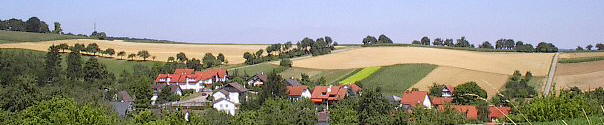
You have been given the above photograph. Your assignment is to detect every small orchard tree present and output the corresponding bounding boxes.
[217,53,225,63]
[453,81,487,105]
[57,43,69,52]
[128,54,137,60]
[176,52,187,63]
[167,57,175,62]
[105,48,115,57]
[117,51,126,59]
[137,50,150,61]
[279,58,292,67]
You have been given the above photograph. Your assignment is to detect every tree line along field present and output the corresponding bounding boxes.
[0,39,268,64]
[0,30,89,43]
[0,48,159,76]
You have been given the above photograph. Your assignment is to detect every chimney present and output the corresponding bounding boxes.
[327,85,333,93]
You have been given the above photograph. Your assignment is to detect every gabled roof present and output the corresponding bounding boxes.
[444,85,455,93]
[155,74,182,83]
[287,85,309,96]
[223,82,248,93]
[174,69,195,75]
[431,97,453,105]
[118,91,133,102]
[213,98,235,104]
[438,105,478,120]
[311,86,347,103]
[401,91,429,107]
[255,74,268,82]
[489,106,511,120]
[286,79,302,86]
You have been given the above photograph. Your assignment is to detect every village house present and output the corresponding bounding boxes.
[442,85,455,97]
[287,85,312,100]
[489,106,512,121]
[212,82,248,115]
[438,105,479,120]
[400,91,432,110]
[430,97,453,107]
[247,73,268,87]
[111,91,135,118]
[285,79,302,86]
[155,68,228,92]
[310,85,362,104]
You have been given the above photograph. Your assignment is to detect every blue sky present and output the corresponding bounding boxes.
[2,0,603,48]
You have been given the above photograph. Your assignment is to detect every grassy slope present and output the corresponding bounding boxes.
[339,67,381,85]
[360,64,437,96]
[0,30,89,43]
[228,63,283,76]
[532,116,604,125]
[230,63,359,84]
[0,48,160,76]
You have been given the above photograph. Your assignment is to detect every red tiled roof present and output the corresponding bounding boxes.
[348,84,362,93]
[287,85,309,96]
[431,97,453,105]
[439,105,478,120]
[489,106,511,120]
[155,74,182,83]
[401,91,429,107]
[174,69,194,75]
[311,86,347,104]
[195,69,228,81]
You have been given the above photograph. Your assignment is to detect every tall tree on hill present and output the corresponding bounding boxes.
[362,36,377,45]
[128,53,136,60]
[83,57,110,82]
[444,39,454,46]
[478,41,494,49]
[259,71,287,103]
[137,50,150,61]
[66,50,83,80]
[217,53,226,64]
[420,36,430,45]
[495,39,504,49]
[25,17,44,33]
[300,37,314,52]
[105,48,115,57]
[5,18,26,31]
[41,45,62,85]
[57,43,69,53]
[576,46,585,51]
[433,38,444,46]
[85,43,100,56]
[358,87,394,124]
[117,51,126,60]
[378,34,393,44]
[535,42,558,53]
[453,81,487,105]
[596,43,604,50]
[52,22,62,34]
[412,40,421,44]
[586,44,593,51]
[176,52,187,63]
[455,37,471,48]
[255,49,264,58]
[202,53,218,68]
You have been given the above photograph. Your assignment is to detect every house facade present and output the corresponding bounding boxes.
[213,98,237,115]
[247,73,268,87]
[400,91,432,110]
[287,85,312,100]
[212,82,248,115]
[442,86,455,97]
[155,69,228,92]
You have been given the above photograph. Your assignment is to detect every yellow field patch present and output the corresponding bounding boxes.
[412,66,510,97]
[0,39,267,64]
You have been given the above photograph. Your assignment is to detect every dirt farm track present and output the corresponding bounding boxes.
[0,39,268,64]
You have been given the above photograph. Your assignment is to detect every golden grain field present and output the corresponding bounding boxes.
[0,39,267,64]
[412,66,510,97]
[555,60,604,91]
[291,47,554,76]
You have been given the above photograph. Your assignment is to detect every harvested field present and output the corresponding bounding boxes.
[291,47,554,76]
[555,60,604,90]
[413,66,510,97]
[0,39,267,64]
[279,67,359,84]
[559,52,604,59]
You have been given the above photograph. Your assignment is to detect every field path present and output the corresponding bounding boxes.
[543,53,559,96]
[230,46,361,70]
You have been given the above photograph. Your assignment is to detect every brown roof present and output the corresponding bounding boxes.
[348,84,362,93]
[446,85,455,93]
[431,97,453,105]
[401,91,429,107]
[224,82,248,93]
[489,106,511,120]
[439,105,478,120]
[287,85,309,96]
[256,74,268,82]
[118,91,133,102]
[311,86,347,104]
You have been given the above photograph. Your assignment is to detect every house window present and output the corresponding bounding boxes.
[321,92,327,96]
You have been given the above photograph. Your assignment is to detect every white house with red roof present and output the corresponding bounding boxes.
[442,85,455,97]
[155,68,228,92]
[287,85,311,100]
[400,91,432,110]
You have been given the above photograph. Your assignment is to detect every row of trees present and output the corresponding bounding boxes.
[362,34,394,45]
[166,52,227,71]
[412,36,473,48]
[576,43,604,51]
[59,43,154,61]
[243,36,336,65]
[411,36,559,53]
[0,17,59,33]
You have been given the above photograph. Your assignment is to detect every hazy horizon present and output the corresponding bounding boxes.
[2,0,603,48]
